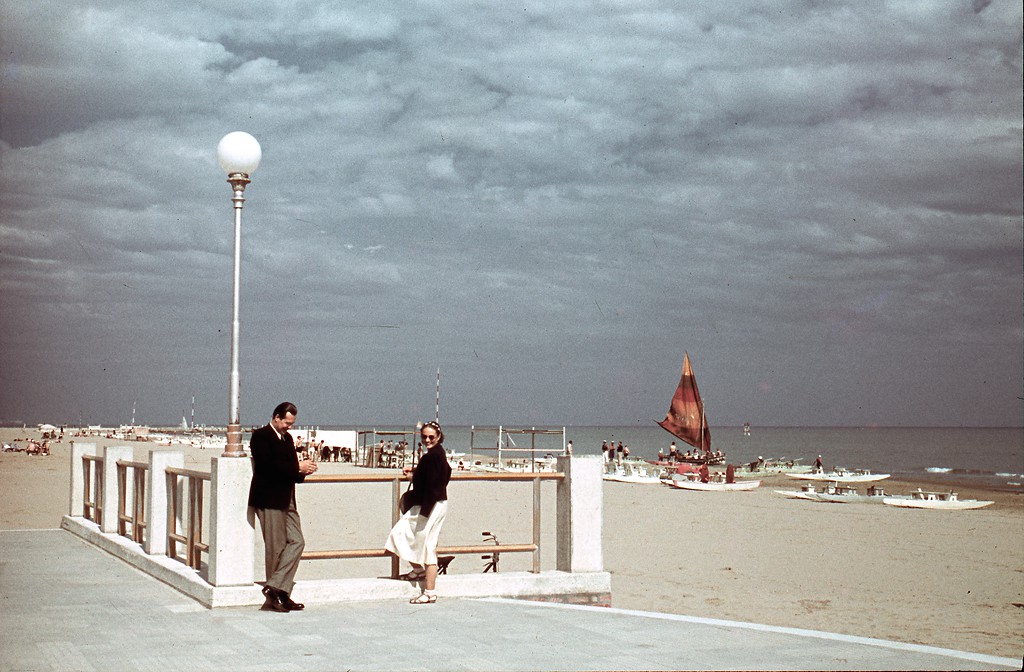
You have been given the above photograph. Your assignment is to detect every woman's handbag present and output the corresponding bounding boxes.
[399,486,415,513]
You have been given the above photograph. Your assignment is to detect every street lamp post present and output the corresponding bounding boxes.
[216,131,262,457]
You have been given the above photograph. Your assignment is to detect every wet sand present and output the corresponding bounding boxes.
[2,428,1021,658]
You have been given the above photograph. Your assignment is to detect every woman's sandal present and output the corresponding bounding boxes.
[409,593,437,604]
[398,569,426,581]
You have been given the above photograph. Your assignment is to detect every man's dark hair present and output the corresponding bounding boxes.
[273,402,298,419]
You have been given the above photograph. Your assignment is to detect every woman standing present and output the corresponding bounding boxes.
[385,421,452,604]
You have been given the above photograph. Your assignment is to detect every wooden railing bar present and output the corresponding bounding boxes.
[302,543,537,561]
[117,463,127,536]
[305,472,563,484]
[532,476,541,573]
[166,467,211,481]
[82,456,103,523]
[132,468,145,542]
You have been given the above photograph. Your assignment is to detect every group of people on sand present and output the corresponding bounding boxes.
[294,437,347,463]
[601,440,630,463]
[248,402,451,612]
[2,437,52,456]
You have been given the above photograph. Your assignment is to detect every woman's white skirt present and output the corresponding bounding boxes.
[385,500,448,566]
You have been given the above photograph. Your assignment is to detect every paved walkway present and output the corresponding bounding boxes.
[0,529,1017,671]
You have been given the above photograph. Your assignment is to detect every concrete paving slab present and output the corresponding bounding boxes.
[0,529,1018,671]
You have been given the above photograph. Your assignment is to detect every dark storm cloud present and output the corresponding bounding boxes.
[0,0,1020,427]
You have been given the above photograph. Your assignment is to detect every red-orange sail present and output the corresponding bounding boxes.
[656,352,711,452]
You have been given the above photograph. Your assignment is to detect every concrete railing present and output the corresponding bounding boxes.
[63,447,609,608]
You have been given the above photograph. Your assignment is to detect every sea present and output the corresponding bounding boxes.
[291,424,1024,490]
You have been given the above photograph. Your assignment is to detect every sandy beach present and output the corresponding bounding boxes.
[2,428,1021,659]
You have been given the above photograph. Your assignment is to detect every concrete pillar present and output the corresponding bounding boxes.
[207,455,255,586]
[144,450,184,555]
[68,442,97,517]
[556,455,604,573]
[101,446,133,533]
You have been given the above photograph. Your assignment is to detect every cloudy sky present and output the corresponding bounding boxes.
[1,0,1021,429]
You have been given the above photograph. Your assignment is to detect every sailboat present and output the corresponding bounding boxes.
[655,352,720,465]
[655,353,760,491]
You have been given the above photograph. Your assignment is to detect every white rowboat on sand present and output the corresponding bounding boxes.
[664,478,761,492]
[883,490,993,510]
[775,482,891,503]
[786,469,890,483]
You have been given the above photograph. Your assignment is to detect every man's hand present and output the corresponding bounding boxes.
[298,459,318,475]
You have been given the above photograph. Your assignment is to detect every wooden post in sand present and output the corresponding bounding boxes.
[68,442,97,517]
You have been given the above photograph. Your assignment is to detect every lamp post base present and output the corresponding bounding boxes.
[222,423,246,457]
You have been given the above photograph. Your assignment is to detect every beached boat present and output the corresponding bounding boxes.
[476,457,558,473]
[647,453,726,467]
[603,462,662,484]
[775,482,891,503]
[883,490,993,510]
[736,457,812,476]
[665,477,760,492]
[655,352,723,465]
[786,469,890,483]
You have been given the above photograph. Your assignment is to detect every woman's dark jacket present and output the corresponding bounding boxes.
[409,444,452,517]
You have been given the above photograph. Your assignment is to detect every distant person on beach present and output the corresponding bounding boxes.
[385,420,452,604]
[566,441,573,456]
[814,455,824,473]
[248,402,318,613]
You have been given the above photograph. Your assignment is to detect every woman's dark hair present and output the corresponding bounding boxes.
[421,420,444,444]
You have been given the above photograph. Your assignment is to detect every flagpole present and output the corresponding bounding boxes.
[435,368,440,423]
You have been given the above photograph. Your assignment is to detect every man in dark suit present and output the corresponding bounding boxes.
[248,401,317,612]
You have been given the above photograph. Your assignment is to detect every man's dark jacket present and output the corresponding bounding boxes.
[248,424,305,510]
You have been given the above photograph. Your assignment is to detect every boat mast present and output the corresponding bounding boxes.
[435,368,440,423]
[699,402,705,453]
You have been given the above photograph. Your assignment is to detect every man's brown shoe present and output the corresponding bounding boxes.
[282,594,304,611]
[260,586,290,612]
